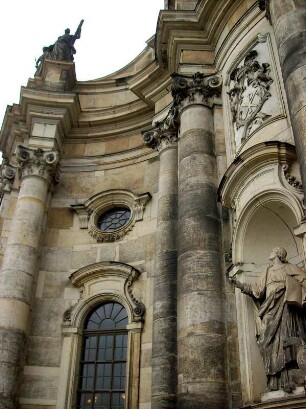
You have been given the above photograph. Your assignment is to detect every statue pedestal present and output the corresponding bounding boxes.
[241,388,306,409]
[261,386,305,403]
[28,59,76,92]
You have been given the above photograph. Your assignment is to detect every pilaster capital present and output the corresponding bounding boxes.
[142,104,179,153]
[171,72,222,109]
[16,145,60,184]
[0,157,16,198]
[258,0,271,21]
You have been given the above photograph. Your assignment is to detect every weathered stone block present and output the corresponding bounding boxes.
[47,207,73,229]
[27,336,62,367]
[40,247,72,272]
[70,248,97,269]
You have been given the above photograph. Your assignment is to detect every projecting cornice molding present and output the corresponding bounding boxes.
[217,142,300,208]
[155,0,252,71]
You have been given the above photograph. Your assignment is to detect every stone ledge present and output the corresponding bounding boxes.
[241,393,306,409]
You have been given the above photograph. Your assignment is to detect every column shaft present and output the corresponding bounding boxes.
[0,146,58,409]
[177,104,227,408]
[269,0,306,196]
[152,144,178,408]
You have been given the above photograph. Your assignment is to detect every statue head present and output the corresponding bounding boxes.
[65,28,70,34]
[269,247,287,263]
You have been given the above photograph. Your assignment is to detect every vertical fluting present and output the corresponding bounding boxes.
[176,99,227,407]
[267,0,306,197]
[152,142,178,408]
[0,147,58,408]
[143,114,179,408]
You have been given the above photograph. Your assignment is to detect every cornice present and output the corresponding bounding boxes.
[156,0,248,72]
[20,87,80,140]
[0,104,27,157]
[67,111,153,140]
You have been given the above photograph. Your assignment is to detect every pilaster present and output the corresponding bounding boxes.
[143,107,179,408]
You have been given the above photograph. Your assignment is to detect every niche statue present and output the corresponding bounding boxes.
[230,247,306,393]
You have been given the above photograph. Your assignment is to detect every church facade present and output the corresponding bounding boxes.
[0,1,306,408]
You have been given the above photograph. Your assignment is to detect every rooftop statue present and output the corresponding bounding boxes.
[230,247,306,393]
[51,20,84,62]
[35,20,84,75]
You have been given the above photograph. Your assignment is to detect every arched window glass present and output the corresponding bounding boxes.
[77,302,128,409]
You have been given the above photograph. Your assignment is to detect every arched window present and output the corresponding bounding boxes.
[77,302,128,409]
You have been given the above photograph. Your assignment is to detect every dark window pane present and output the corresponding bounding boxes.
[97,208,131,232]
[79,392,93,408]
[100,318,115,330]
[78,302,128,409]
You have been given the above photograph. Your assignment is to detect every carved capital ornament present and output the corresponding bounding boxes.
[0,157,16,199]
[16,145,60,183]
[171,72,222,108]
[142,104,179,152]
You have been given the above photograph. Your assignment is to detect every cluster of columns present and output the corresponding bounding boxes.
[144,2,306,406]
[0,146,59,408]
[143,72,227,409]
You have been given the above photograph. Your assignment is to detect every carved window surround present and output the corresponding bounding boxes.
[57,261,145,409]
[71,189,151,242]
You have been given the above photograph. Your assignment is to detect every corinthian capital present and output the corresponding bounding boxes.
[142,104,179,152]
[16,145,60,183]
[171,72,222,108]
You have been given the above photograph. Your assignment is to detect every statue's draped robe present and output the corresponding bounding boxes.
[242,264,306,390]
[52,34,75,62]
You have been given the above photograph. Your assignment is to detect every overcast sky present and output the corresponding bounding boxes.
[0,0,164,126]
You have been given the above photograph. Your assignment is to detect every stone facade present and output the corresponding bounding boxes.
[0,1,306,409]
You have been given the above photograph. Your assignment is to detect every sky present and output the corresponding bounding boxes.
[0,0,165,126]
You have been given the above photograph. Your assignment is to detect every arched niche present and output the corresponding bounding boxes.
[235,193,303,266]
[233,197,303,404]
[218,142,305,404]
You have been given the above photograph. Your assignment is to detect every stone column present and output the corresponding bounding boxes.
[260,0,306,198]
[171,73,228,409]
[0,146,59,409]
[143,108,178,408]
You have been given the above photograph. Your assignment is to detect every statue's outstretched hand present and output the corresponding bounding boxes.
[229,276,245,291]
